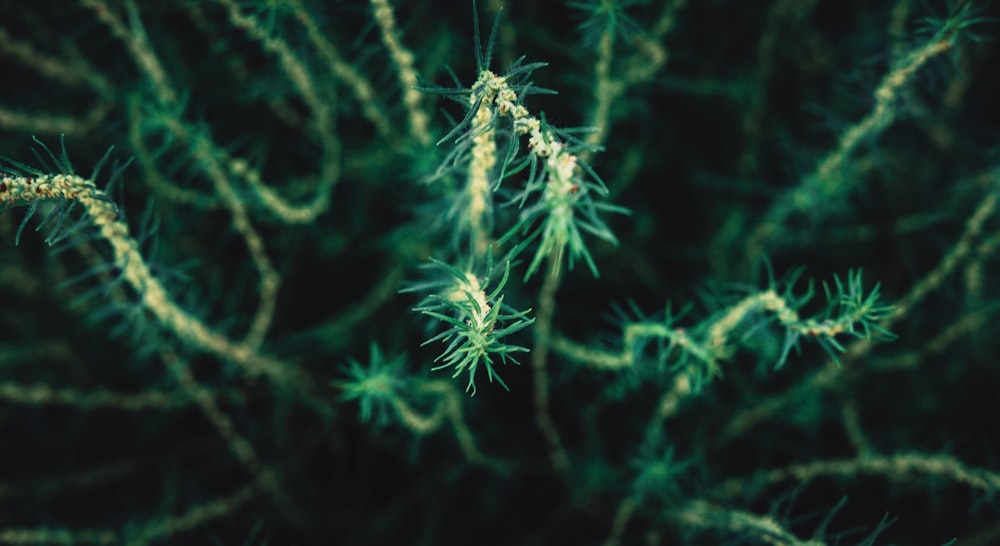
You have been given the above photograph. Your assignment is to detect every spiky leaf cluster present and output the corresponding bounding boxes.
[407,257,533,395]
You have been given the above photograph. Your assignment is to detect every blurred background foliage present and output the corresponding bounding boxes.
[1,0,1000,544]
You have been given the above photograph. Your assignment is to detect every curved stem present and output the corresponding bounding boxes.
[531,256,572,481]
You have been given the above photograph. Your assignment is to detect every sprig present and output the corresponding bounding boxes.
[915,0,997,45]
[771,269,896,368]
[336,343,406,426]
[406,256,534,395]
[418,3,628,278]
[567,0,649,50]
[631,438,689,504]
[497,114,630,279]
[552,269,896,392]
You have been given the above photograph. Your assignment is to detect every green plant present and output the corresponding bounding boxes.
[406,256,533,394]
[1,0,999,544]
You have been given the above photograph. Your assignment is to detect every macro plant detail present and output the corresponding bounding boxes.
[407,257,534,394]
[551,267,896,393]
[0,0,999,545]
[419,9,626,280]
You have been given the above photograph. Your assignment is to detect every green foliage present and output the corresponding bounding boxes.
[336,343,405,426]
[406,257,533,395]
[916,0,997,45]
[498,115,631,279]
[771,268,897,368]
[567,0,649,49]
[1,0,999,544]
[0,138,120,246]
[630,439,689,505]
[420,18,629,279]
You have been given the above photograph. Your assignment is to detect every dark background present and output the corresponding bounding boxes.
[1,0,999,544]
